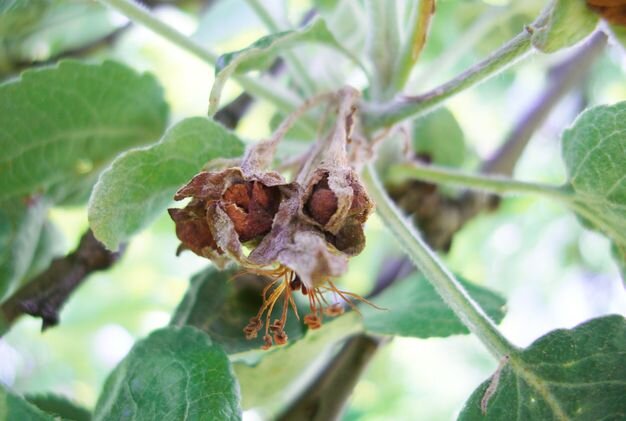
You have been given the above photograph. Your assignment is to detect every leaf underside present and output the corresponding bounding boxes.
[459,315,626,420]
[94,326,242,421]
[561,101,626,277]
[362,272,507,338]
[88,117,245,250]
[0,384,53,421]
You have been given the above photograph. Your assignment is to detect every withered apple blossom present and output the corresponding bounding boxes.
[169,87,377,349]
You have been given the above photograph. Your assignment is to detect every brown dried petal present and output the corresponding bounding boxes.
[171,166,291,267]
[277,229,348,288]
[174,170,241,201]
[167,201,229,267]
[347,173,374,223]
[222,181,281,242]
[246,187,348,288]
[222,183,250,208]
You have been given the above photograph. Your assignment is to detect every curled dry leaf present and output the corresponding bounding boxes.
[587,0,626,25]
[169,86,376,349]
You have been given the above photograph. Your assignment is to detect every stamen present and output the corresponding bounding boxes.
[244,266,383,349]
[261,334,273,350]
[324,303,345,317]
[327,281,385,310]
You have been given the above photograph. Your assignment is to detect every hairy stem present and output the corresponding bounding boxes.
[388,163,573,202]
[244,0,316,96]
[483,31,607,175]
[363,28,533,129]
[412,6,517,90]
[97,0,307,123]
[363,164,517,359]
[392,0,435,91]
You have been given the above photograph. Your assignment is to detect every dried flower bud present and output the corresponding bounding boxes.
[305,176,338,225]
[169,167,289,265]
[169,86,380,350]
[301,169,373,256]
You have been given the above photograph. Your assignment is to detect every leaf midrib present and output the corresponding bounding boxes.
[509,355,571,421]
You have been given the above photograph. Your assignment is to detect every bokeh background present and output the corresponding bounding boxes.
[1,0,625,419]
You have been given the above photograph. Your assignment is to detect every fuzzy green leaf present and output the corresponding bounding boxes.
[362,273,506,338]
[0,60,168,203]
[88,117,244,250]
[531,0,599,53]
[412,107,465,167]
[0,385,53,421]
[459,315,626,420]
[94,326,241,421]
[209,18,355,113]
[216,18,342,75]
[561,101,626,271]
[171,266,305,354]
[6,2,120,65]
[26,394,90,421]
[0,0,49,38]
[0,198,48,301]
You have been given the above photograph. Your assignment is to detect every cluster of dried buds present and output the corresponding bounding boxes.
[169,87,376,349]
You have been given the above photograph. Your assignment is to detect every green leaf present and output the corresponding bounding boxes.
[88,117,244,251]
[0,198,48,301]
[234,313,361,416]
[171,266,305,354]
[26,394,90,421]
[94,326,241,421]
[365,0,401,99]
[0,384,53,421]
[561,101,626,270]
[209,18,357,113]
[459,315,626,420]
[216,18,344,75]
[0,0,50,38]
[531,0,599,53]
[0,60,168,203]
[412,107,465,167]
[5,2,121,64]
[362,273,506,338]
